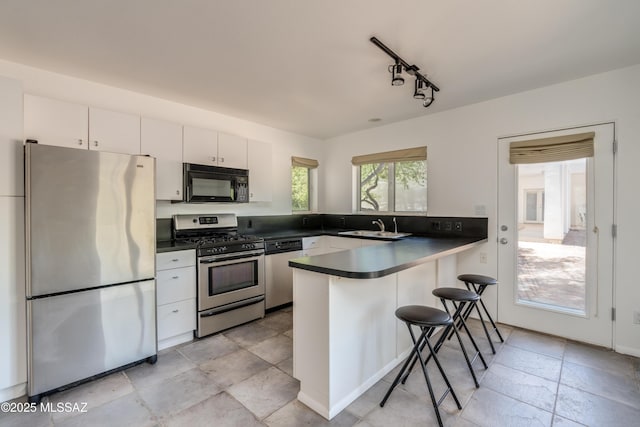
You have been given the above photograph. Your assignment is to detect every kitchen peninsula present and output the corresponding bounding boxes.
[288,236,487,420]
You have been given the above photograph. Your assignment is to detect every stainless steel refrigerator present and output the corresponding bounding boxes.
[25,143,157,402]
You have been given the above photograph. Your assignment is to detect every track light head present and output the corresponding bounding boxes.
[389,61,404,86]
[413,79,426,99]
[422,85,434,108]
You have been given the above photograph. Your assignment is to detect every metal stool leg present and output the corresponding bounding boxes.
[471,283,505,343]
[437,299,487,388]
[381,322,460,427]
[380,325,430,407]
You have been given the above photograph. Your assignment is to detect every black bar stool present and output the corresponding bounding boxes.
[457,274,504,354]
[380,305,461,427]
[432,287,488,388]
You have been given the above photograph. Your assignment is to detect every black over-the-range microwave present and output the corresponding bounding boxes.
[182,163,249,203]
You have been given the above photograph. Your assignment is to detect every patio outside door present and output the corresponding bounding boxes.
[497,123,615,347]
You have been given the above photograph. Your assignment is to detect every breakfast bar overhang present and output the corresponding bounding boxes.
[288,236,487,419]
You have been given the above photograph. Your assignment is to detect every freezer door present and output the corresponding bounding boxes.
[26,143,155,296]
[28,280,156,397]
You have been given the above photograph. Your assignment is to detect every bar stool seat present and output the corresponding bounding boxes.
[457,274,504,354]
[432,287,488,388]
[380,305,461,427]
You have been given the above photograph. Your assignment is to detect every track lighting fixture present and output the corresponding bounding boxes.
[370,36,440,108]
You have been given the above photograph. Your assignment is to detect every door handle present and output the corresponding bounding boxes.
[500,238,508,245]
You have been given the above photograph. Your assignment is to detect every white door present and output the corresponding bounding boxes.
[497,123,615,347]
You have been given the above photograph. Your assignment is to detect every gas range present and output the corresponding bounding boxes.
[173,213,266,338]
[172,214,264,257]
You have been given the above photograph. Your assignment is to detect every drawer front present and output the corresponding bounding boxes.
[157,299,196,341]
[302,236,322,250]
[157,266,196,305]
[156,250,195,270]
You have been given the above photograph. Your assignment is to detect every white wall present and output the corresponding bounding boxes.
[323,64,640,356]
[0,59,325,217]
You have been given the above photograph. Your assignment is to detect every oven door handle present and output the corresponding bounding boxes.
[199,250,265,264]
[200,295,265,317]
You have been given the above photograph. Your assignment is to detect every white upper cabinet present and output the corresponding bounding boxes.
[183,126,247,169]
[141,117,183,201]
[183,125,217,165]
[247,139,272,202]
[0,77,23,197]
[89,107,140,154]
[24,94,88,149]
[24,95,141,155]
[217,132,247,169]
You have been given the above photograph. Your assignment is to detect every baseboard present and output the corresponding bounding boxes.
[0,382,26,403]
[614,344,640,358]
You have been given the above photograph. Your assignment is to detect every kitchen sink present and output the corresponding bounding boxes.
[338,230,411,239]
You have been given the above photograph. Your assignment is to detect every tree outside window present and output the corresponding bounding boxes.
[359,160,426,212]
[292,166,310,211]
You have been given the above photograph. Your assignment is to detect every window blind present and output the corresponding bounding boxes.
[291,156,319,168]
[509,132,595,164]
[351,146,427,166]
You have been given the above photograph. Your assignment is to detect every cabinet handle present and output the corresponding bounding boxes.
[176,190,180,195]
[172,309,179,313]
[250,193,254,198]
[77,139,83,146]
[93,140,99,147]
[212,156,216,162]
[172,276,179,279]
[220,157,224,163]
[171,259,179,262]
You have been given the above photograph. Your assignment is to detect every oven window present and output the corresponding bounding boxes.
[193,177,232,198]
[208,260,257,296]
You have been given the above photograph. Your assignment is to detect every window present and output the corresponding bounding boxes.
[292,166,310,211]
[291,156,318,212]
[353,147,427,213]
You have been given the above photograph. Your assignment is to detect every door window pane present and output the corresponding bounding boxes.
[516,159,587,314]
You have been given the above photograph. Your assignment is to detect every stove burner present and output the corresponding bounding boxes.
[172,213,264,256]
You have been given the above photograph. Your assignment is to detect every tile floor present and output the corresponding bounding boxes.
[3,306,640,426]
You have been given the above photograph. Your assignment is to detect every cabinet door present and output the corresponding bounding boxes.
[247,139,272,201]
[24,94,88,149]
[327,236,362,250]
[218,132,247,169]
[183,125,218,165]
[141,117,183,200]
[89,107,140,154]
[0,77,23,197]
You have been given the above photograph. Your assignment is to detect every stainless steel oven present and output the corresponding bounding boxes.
[198,249,265,337]
[173,213,265,338]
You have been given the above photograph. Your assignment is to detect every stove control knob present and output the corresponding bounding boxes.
[220,246,227,252]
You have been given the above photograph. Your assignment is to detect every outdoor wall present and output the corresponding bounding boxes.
[322,64,640,357]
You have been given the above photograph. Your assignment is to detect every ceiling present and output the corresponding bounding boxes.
[0,1,639,139]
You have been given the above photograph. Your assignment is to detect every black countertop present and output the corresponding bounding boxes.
[288,236,487,279]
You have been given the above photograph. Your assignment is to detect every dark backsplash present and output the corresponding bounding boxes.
[157,213,488,241]
[238,214,487,239]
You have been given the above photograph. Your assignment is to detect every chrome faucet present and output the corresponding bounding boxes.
[372,219,385,232]
[393,217,398,234]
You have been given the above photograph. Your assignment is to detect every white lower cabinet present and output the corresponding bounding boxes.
[156,250,196,350]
